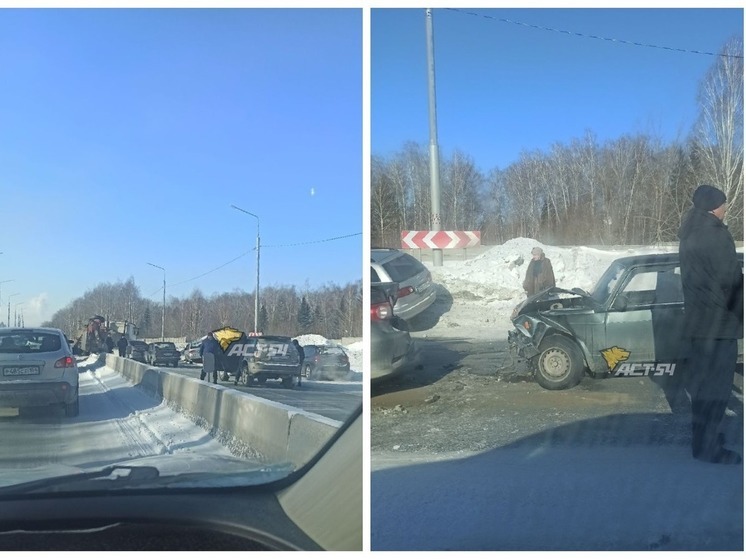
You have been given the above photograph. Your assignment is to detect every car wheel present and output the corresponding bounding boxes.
[282,376,294,388]
[256,375,267,386]
[303,364,312,379]
[241,363,252,386]
[64,395,80,418]
[535,335,585,390]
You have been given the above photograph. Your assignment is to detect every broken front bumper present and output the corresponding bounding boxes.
[507,329,540,361]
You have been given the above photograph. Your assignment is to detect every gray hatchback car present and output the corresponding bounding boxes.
[0,327,80,416]
[370,249,437,320]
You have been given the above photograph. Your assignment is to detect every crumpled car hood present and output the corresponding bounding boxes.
[511,287,598,320]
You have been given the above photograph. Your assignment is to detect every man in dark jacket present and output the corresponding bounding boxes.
[116,335,128,357]
[293,339,305,387]
[199,332,219,384]
[678,184,743,464]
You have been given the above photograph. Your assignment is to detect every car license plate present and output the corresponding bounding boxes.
[4,366,40,376]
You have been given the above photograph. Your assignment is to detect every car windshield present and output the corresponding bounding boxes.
[0,6,362,518]
[588,260,626,305]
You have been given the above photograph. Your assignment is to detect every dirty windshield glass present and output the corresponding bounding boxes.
[0,7,362,496]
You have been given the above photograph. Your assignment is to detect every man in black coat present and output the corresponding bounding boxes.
[678,184,743,464]
[116,335,128,357]
[199,332,219,384]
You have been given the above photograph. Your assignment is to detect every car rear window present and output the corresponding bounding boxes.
[381,253,425,282]
[0,333,61,353]
[154,343,176,349]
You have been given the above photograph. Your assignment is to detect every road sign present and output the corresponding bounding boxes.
[401,230,481,250]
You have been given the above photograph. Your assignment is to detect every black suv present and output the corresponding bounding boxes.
[218,334,302,388]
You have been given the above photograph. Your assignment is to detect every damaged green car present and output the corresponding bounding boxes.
[508,252,743,390]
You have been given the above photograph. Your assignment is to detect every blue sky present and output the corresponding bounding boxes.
[372,7,743,170]
[0,8,362,326]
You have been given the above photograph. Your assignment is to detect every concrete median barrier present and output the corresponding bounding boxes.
[105,354,341,467]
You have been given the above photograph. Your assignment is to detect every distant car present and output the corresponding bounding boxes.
[371,282,418,383]
[182,339,203,364]
[145,342,180,367]
[126,340,149,363]
[0,327,79,417]
[302,345,351,379]
[370,248,437,320]
[508,252,744,390]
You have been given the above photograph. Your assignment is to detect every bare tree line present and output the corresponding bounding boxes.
[372,37,743,247]
[42,279,363,342]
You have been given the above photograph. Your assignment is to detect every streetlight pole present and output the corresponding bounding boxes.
[147,263,166,341]
[7,293,19,328]
[0,280,14,325]
[14,303,24,328]
[230,205,261,334]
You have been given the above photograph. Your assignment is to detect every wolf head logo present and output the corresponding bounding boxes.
[601,346,631,371]
[212,327,244,352]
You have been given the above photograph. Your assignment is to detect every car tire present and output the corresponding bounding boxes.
[64,395,80,418]
[303,364,313,379]
[241,363,252,386]
[282,376,294,388]
[535,335,585,390]
[257,375,267,386]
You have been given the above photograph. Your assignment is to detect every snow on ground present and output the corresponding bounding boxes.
[373,238,743,551]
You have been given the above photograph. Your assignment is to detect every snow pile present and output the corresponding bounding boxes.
[429,238,677,304]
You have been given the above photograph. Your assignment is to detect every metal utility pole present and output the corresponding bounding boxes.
[231,205,261,334]
[426,8,443,267]
[147,263,166,340]
[0,280,14,324]
[7,293,19,328]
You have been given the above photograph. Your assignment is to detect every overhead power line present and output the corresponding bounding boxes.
[445,8,743,59]
[146,232,362,297]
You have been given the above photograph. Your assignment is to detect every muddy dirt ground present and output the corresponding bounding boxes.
[371,300,743,457]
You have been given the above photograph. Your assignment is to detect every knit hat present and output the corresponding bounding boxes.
[692,184,726,211]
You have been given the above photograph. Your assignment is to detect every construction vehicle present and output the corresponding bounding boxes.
[72,315,106,355]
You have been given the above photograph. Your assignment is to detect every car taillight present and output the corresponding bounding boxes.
[371,302,392,321]
[55,356,75,368]
[398,286,415,298]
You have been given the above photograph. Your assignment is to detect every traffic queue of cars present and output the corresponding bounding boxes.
[116,332,356,389]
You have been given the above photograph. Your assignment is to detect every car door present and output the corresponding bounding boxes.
[604,266,658,366]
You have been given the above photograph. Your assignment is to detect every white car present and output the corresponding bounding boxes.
[0,327,79,417]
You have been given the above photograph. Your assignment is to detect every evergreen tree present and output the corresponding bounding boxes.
[298,296,313,330]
